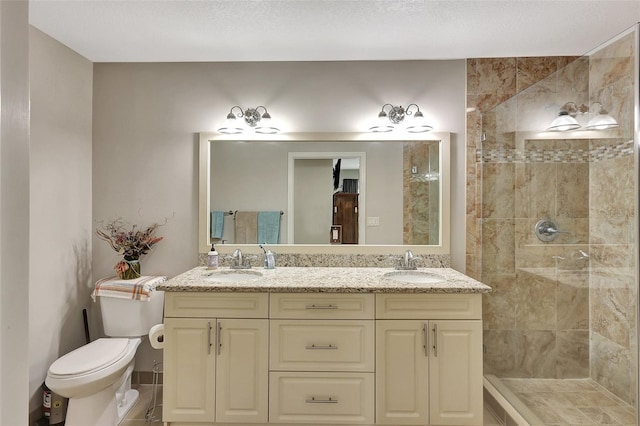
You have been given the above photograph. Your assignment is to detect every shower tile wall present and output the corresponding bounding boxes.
[467,32,638,406]
[481,136,591,380]
[466,56,579,279]
[588,32,637,406]
[403,141,440,245]
[466,56,588,380]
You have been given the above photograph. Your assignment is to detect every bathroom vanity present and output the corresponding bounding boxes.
[157,267,490,426]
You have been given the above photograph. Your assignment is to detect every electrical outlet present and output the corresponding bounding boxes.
[367,217,380,226]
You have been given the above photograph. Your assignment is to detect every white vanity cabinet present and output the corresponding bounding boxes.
[161,288,484,426]
[162,293,269,424]
[376,294,483,425]
[269,293,376,424]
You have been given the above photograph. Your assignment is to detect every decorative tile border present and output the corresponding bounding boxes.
[591,139,635,161]
[478,139,634,164]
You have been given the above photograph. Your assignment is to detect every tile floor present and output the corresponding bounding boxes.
[500,378,637,425]
[123,384,505,425]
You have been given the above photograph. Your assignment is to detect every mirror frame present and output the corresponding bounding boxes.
[199,132,450,255]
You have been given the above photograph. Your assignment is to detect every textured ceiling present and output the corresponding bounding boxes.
[29,0,640,63]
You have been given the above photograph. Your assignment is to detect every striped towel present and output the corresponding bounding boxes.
[91,275,167,302]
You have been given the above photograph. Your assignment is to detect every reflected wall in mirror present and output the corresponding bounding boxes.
[289,152,364,245]
[199,133,450,255]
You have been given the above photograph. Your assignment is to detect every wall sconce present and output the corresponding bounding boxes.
[546,102,619,132]
[584,102,619,130]
[368,103,433,133]
[217,105,280,134]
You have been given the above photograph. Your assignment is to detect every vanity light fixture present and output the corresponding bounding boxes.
[583,102,619,131]
[368,103,433,133]
[546,101,618,132]
[217,105,280,134]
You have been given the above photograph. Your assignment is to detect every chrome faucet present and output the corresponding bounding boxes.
[231,249,252,269]
[395,249,417,270]
[404,250,414,266]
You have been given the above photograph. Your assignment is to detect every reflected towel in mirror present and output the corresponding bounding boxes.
[211,211,225,239]
[258,211,281,244]
[235,211,258,244]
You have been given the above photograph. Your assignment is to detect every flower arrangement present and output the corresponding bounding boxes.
[96,219,163,279]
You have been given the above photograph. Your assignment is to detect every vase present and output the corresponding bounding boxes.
[120,259,141,280]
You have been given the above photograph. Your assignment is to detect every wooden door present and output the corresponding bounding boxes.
[333,193,358,244]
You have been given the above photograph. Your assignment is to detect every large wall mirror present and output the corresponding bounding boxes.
[199,132,450,255]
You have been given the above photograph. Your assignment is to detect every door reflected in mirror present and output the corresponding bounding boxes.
[290,152,364,245]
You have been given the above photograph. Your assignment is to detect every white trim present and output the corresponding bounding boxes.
[483,376,531,426]
[199,132,451,255]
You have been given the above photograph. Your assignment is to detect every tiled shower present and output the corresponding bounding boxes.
[467,26,638,424]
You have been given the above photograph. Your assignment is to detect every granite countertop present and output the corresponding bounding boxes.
[157,266,492,294]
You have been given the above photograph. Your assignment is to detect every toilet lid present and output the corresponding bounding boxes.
[49,338,130,376]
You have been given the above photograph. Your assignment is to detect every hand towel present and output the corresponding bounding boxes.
[257,211,281,244]
[211,211,225,239]
[91,275,167,302]
[235,211,258,244]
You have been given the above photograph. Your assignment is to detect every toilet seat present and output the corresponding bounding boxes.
[48,338,130,378]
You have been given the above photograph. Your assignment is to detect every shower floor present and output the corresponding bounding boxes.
[489,376,637,425]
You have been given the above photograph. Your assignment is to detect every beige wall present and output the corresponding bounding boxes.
[28,27,94,416]
[92,60,466,280]
[1,1,30,423]
[92,61,464,370]
[294,159,332,244]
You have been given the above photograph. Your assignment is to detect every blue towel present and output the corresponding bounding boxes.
[257,211,281,244]
[211,211,225,239]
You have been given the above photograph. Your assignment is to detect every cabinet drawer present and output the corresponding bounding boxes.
[269,372,374,424]
[376,293,482,319]
[164,292,268,318]
[270,293,374,319]
[270,320,374,371]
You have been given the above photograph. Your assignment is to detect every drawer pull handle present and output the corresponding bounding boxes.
[305,344,338,350]
[305,304,338,310]
[306,397,338,404]
[423,323,428,357]
[433,323,438,357]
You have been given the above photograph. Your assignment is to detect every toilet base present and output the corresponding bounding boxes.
[65,363,138,425]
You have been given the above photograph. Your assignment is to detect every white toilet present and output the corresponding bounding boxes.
[46,288,164,426]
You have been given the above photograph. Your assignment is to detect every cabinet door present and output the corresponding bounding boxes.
[163,318,215,423]
[333,193,358,244]
[376,320,429,425]
[216,319,269,423]
[429,320,483,425]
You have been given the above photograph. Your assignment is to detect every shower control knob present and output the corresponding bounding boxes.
[534,219,570,242]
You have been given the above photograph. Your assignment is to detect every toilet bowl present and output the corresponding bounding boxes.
[45,278,165,426]
[45,337,142,425]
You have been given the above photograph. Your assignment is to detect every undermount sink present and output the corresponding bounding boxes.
[204,270,263,283]
[383,271,445,284]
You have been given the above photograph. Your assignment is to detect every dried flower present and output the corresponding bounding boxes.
[96,218,163,261]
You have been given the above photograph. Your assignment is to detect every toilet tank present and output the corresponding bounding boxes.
[99,290,164,337]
